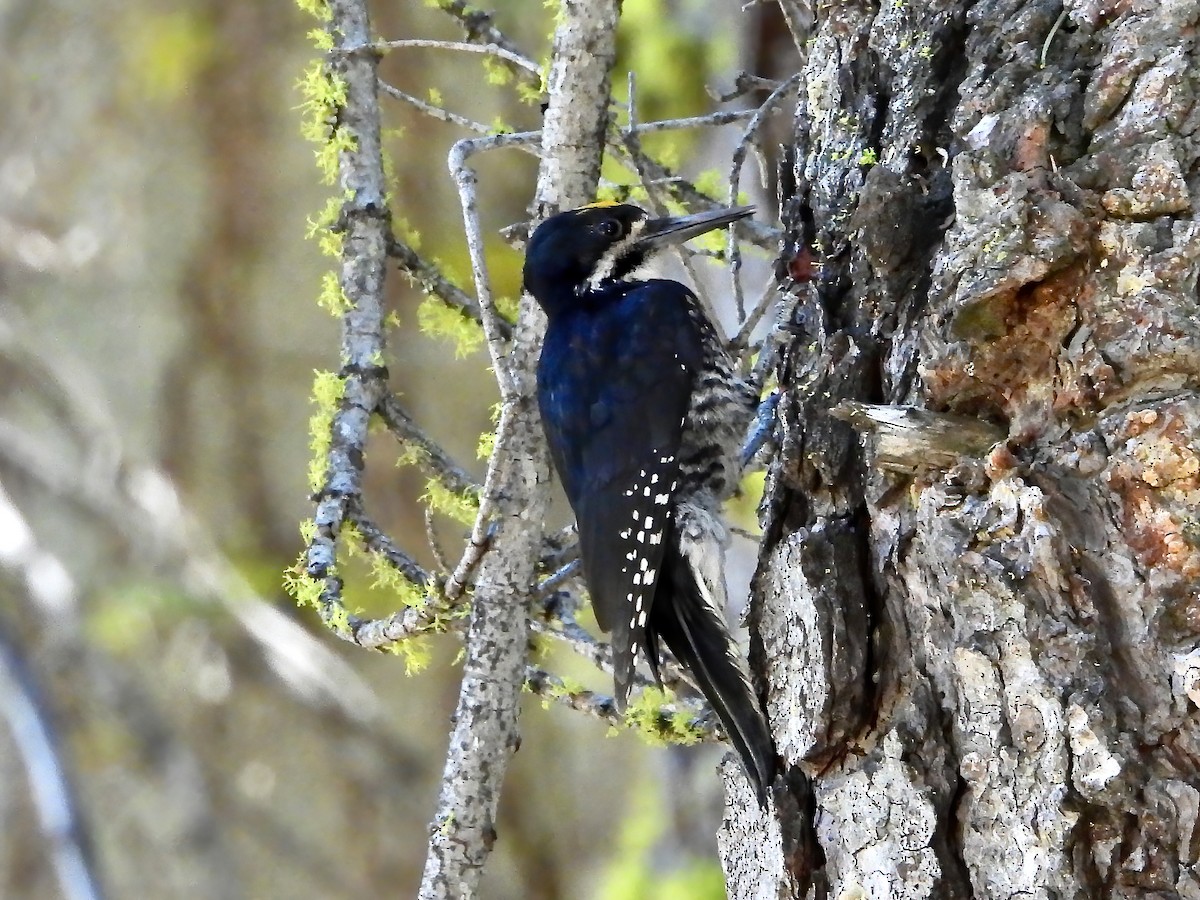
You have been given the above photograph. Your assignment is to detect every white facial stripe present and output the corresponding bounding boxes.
[583,218,651,292]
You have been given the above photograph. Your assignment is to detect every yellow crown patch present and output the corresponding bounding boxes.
[579,200,621,209]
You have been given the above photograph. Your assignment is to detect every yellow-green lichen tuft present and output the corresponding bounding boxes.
[384,636,433,675]
[476,429,496,461]
[494,294,519,323]
[306,27,333,51]
[306,191,350,257]
[316,270,351,314]
[481,56,513,87]
[295,0,331,21]
[421,479,482,527]
[283,552,325,610]
[307,370,346,492]
[623,688,705,746]
[417,295,485,357]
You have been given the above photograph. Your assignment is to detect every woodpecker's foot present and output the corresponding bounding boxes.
[740,391,779,468]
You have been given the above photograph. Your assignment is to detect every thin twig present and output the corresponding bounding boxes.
[629,110,757,133]
[536,558,581,596]
[728,73,803,318]
[348,600,460,649]
[347,502,431,587]
[388,237,512,341]
[729,279,780,355]
[524,667,719,741]
[431,0,542,90]
[1040,7,1070,69]
[442,129,541,601]
[524,666,623,725]
[448,130,543,399]
[378,81,492,134]
[372,39,540,75]
[376,395,480,495]
[424,507,452,575]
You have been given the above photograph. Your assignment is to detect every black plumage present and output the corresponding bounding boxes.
[524,202,776,805]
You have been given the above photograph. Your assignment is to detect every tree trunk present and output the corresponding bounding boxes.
[722,1,1200,897]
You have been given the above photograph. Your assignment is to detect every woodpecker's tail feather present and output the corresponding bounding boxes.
[652,543,776,807]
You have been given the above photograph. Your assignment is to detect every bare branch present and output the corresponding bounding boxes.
[727,73,803,319]
[378,80,492,134]
[347,502,432,588]
[628,109,757,134]
[524,666,622,725]
[447,130,543,400]
[430,0,542,90]
[376,395,480,495]
[372,39,540,76]
[387,235,513,341]
[729,280,780,356]
[439,128,542,604]
[524,667,719,742]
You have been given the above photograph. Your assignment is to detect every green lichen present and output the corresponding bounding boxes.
[417,295,485,357]
[494,294,519,323]
[482,56,513,87]
[283,551,325,611]
[623,688,705,747]
[295,0,331,21]
[305,193,347,258]
[384,636,432,675]
[422,479,481,526]
[307,27,333,51]
[476,431,496,461]
[306,371,346,492]
[316,270,351,315]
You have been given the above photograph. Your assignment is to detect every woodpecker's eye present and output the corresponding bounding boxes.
[597,219,623,239]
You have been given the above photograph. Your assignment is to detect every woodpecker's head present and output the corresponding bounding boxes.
[523,202,754,315]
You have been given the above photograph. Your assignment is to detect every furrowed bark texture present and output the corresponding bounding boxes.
[724,1,1200,897]
[418,2,618,897]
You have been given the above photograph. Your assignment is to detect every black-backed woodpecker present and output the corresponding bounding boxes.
[523,201,776,805]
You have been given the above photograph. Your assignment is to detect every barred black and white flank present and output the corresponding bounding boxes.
[524,201,776,805]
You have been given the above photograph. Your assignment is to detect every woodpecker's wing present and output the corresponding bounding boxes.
[537,281,707,706]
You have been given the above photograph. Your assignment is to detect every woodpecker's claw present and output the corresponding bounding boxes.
[740,391,780,469]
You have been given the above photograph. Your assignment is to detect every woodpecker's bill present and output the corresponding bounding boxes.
[524,201,776,805]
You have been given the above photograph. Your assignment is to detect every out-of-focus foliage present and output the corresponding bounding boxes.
[599,782,727,900]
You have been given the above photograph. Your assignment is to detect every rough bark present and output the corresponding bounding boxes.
[724,1,1200,897]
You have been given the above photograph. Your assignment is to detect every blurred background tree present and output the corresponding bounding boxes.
[0,1,797,897]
